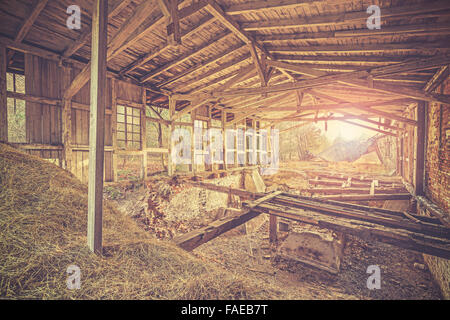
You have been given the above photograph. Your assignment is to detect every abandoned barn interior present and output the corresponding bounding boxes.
[0,0,449,300]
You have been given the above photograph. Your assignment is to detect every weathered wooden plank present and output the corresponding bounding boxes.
[87,0,108,254]
[173,208,262,251]
[0,45,7,142]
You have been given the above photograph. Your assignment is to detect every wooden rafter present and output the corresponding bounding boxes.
[64,0,160,100]
[240,0,450,31]
[254,23,450,42]
[62,0,133,58]
[140,31,234,83]
[224,0,335,15]
[120,14,215,76]
[14,0,48,44]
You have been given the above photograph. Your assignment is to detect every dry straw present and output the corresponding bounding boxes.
[0,143,283,300]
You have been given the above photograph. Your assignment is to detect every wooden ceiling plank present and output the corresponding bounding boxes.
[63,0,133,58]
[241,0,450,30]
[64,0,159,100]
[140,30,234,83]
[14,0,48,43]
[119,14,215,76]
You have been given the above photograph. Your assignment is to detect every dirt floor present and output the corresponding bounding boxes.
[105,160,443,300]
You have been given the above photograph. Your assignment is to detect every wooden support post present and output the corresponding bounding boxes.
[111,78,118,182]
[234,123,238,168]
[0,45,7,142]
[191,110,195,174]
[62,67,73,171]
[87,0,107,254]
[168,96,176,176]
[222,110,226,170]
[415,101,426,196]
[141,88,147,180]
[269,214,277,243]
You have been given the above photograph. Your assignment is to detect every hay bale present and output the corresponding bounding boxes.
[0,143,283,300]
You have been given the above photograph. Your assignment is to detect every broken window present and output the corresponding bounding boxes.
[117,105,141,149]
[6,72,26,143]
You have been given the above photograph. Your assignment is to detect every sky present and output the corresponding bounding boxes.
[318,120,377,142]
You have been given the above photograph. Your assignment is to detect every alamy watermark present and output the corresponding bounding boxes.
[66,265,81,290]
[170,127,279,175]
[66,5,81,30]
[366,265,381,290]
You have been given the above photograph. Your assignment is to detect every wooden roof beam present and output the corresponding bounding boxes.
[119,14,215,76]
[241,0,450,31]
[423,65,450,92]
[225,0,340,15]
[254,22,450,42]
[249,43,267,87]
[266,60,450,104]
[337,119,398,137]
[13,0,48,44]
[159,44,248,88]
[62,0,133,58]
[140,31,234,83]
[266,42,450,54]
[204,0,294,82]
[64,0,159,100]
[307,90,417,126]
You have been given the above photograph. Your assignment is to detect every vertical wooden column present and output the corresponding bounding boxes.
[168,96,175,176]
[191,109,195,174]
[62,67,73,171]
[269,215,277,243]
[234,123,238,167]
[111,78,118,182]
[222,110,226,171]
[252,119,257,166]
[207,106,212,172]
[0,45,7,142]
[415,101,426,196]
[87,0,107,254]
[141,88,147,180]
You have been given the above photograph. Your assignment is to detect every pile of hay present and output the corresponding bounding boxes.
[0,143,284,299]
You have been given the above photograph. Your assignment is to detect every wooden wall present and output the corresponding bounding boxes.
[14,53,145,184]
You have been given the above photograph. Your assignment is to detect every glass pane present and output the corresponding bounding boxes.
[117,131,125,140]
[117,114,124,123]
[7,98,26,143]
[117,105,124,114]
[132,107,140,117]
[117,123,125,131]
[6,73,13,92]
[134,116,140,125]
[15,75,25,93]
[126,106,132,115]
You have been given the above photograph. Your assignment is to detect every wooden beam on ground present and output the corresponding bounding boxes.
[87,0,108,254]
[0,45,7,142]
[174,208,261,250]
